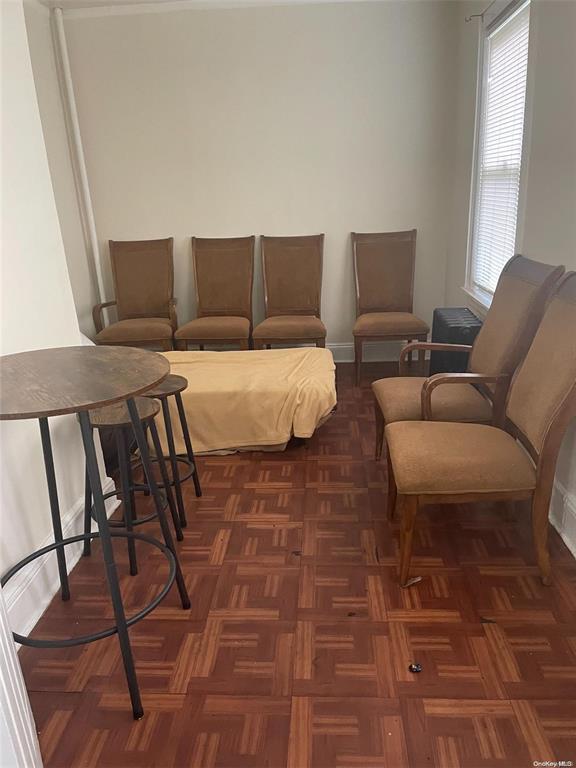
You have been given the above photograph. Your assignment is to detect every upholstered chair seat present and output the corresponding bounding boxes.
[252,234,326,349]
[386,421,536,495]
[252,315,326,340]
[352,230,429,384]
[386,271,576,588]
[175,236,255,350]
[353,312,429,336]
[95,317,173,344]
[372,255,565,459]
[175,316,250,341]
[93,238,176,350]
[373,376,492,425]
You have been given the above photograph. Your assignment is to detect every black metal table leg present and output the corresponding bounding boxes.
[174,391,202,498]
[117,429,138,576]
[83,462,92,558]
[160,398,187,528]
[126,399,190,610]
[39,418,70,601]
[78,411,143,720]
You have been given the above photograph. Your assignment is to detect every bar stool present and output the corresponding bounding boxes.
[83,396,184,576]
[142,374,202,530]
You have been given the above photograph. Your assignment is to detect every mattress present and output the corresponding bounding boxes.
[154,347,337,454]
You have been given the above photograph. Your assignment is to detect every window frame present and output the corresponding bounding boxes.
[464,0,532,311]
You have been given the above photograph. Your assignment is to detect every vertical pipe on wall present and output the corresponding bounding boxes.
[52,7,105,304]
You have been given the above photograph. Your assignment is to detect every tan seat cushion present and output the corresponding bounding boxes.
[95,317,173,343]
[253,315,326,339]
[353,312,429,336]
[175,316,250,340]
[372,376,493,424]
[386,421,536,495]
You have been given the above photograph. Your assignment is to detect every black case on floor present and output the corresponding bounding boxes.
[429,307,483,375]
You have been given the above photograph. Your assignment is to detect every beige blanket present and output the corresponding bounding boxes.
[155,347,336,454]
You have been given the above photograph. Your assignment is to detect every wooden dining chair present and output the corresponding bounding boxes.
[175,236,255,350]
[372,255,565,459]
[352,230,429,385]
[385,271,576,588]
[94,238,176,350]
[252,234,326,349]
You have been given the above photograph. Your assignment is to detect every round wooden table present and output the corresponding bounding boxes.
[0,346,191,719]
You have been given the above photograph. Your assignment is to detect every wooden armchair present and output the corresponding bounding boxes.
[175,236,255,350]
[373,255,565,458]
[252,235,326,349]
[352,230,429,386]
[93,238,176,350]
[385,272,576,587]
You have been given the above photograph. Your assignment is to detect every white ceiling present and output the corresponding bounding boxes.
[42,0,383,10]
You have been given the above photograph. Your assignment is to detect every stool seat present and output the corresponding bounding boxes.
[142,374,188,399]
[89,397,159,429]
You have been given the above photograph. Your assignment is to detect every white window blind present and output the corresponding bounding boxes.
[469,0,531,296]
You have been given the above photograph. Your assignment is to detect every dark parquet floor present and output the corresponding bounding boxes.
[20,363,576,767]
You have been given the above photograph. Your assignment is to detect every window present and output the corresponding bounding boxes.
[467,0,531,303]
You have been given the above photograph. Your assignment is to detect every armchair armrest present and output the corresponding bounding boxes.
[92,300,116,334]
[421,372,509,425]
[399,342,473,376]
[168,298,178,330]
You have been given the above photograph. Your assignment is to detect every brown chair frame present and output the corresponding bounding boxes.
[176,236,255,351]
[387,272,576,588]
[253,234,326,350]
[374,256,565,458]
[352,229,427,385]
[93,237,176,351]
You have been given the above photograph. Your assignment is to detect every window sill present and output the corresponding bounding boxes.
[461,285,492,318]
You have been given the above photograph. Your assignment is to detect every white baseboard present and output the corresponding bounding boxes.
[328,341,407,364]
[550,479,576,559]
[4,477,119,639]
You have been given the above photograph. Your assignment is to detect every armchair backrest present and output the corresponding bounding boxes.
[506,271,576,464]
[352,229,417,316]
[193,236,254,322]
[468,255,564,377]
[109,238,174,320]
[261,234,324,318]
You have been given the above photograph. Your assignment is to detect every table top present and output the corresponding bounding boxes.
[0,346,170,420]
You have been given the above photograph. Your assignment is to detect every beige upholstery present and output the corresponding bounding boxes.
[506,272,576,452]
[261,235,324,318]
[95,317,173,344]
[193,236,254,321]
[110,238,174,321]
[252,315,326,340]
[373,377,492,424]
[175,316,250,341]
[386,422,536,495]
[353,230,417,314]
[353,312,429,337]
[372,255,564,428]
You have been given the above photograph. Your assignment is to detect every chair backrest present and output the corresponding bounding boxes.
[506,271,576,465]
[261,234,324,318]
[110,238,174,321]
[468,255,565,377]
[193,236,255,322]
[352,229,417,316]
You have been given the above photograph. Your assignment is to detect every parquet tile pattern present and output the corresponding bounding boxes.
[20,364,576,767]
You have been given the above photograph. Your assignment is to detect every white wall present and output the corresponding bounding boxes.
[60,0,458,348]
[0,0,111,636]
[446,0,576,551]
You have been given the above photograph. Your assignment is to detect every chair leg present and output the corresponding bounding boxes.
[386,451,397,522]
[317,338,326,348]
[374,401,385,461]
[531,490,552,585]
[399,495,418,588]
[239,339,249,350]
[354,337,362,387]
